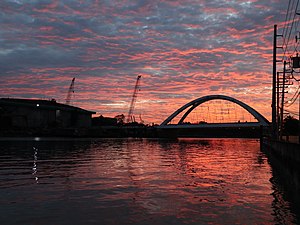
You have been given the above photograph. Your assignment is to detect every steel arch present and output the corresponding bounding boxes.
[160,95,269,126]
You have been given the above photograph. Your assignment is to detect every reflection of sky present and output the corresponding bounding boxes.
[0,139,299,224]
[0,1,292,123]
[32,147,38,183]
[81,139,283,223]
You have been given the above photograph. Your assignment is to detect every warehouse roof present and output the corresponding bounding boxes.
[0,98,96,115]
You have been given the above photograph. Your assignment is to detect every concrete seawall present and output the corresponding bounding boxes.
[263,139,300,165]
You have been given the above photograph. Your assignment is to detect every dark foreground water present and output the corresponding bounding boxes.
[0,138,299,225]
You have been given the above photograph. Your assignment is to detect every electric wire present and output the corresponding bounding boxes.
[282,0,299,61]
[282,0,292,38]
[288,0,300,56]
[285,90,300,106]
[284,108,300,116]
[279,0,300,111]
[291,72,300,81]
[284,6,299,60]
[292,7,300,54]
[284,86,300,107]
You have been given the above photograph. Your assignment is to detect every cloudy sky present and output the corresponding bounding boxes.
[0,0,294,124]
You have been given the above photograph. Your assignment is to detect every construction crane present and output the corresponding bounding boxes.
[127,75,141,123]
[65,77,75,105]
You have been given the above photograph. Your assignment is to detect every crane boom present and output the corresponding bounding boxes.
[65,77,75,105]
[127,75,141,123]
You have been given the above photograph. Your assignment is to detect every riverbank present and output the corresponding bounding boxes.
[262,138,300,166]
[0,126,158,138]
[0,125,267,139]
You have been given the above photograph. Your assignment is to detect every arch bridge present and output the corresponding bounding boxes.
[158,95,270,138]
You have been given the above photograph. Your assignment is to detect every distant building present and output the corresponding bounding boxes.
[0,98,95,130]
[92,115,118,126]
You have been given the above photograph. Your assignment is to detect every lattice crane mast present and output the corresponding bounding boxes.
[127,75,141,123]
[65,77,75,105]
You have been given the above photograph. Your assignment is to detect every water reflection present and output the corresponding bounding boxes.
[0,138,299,224]
[263,145,300,224]
[32,147,38,183]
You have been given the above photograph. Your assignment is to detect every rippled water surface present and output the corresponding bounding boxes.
[0,138,299,224]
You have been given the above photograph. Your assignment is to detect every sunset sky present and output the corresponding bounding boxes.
[0,0,297,124]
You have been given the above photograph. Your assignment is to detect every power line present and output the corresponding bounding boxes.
[282,0,293,39]
[280,0,300,108]
[287,0,299,55]
[284,108,300,116]
[282,0,300,60]
[284,85,300,107]
[292,7,300,54]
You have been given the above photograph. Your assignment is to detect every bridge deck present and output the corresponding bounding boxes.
[159,122,263,129]
[157,123,270,138]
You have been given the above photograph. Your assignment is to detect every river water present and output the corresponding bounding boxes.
[0,138,299,224]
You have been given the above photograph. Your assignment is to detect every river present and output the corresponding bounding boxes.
[0,138,299,224]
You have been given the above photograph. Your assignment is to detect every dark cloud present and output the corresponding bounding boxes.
[0,46,82,74]
[0,0,289,123]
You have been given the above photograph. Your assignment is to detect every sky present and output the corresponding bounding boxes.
[0,0,293,124]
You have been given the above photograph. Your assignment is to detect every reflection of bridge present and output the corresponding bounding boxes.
[158,95,270,138]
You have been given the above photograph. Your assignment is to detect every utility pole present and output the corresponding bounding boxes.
[277,71,280,129]
[272,25,278,139]
[279,61,287,140]
[272,24,283,140]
